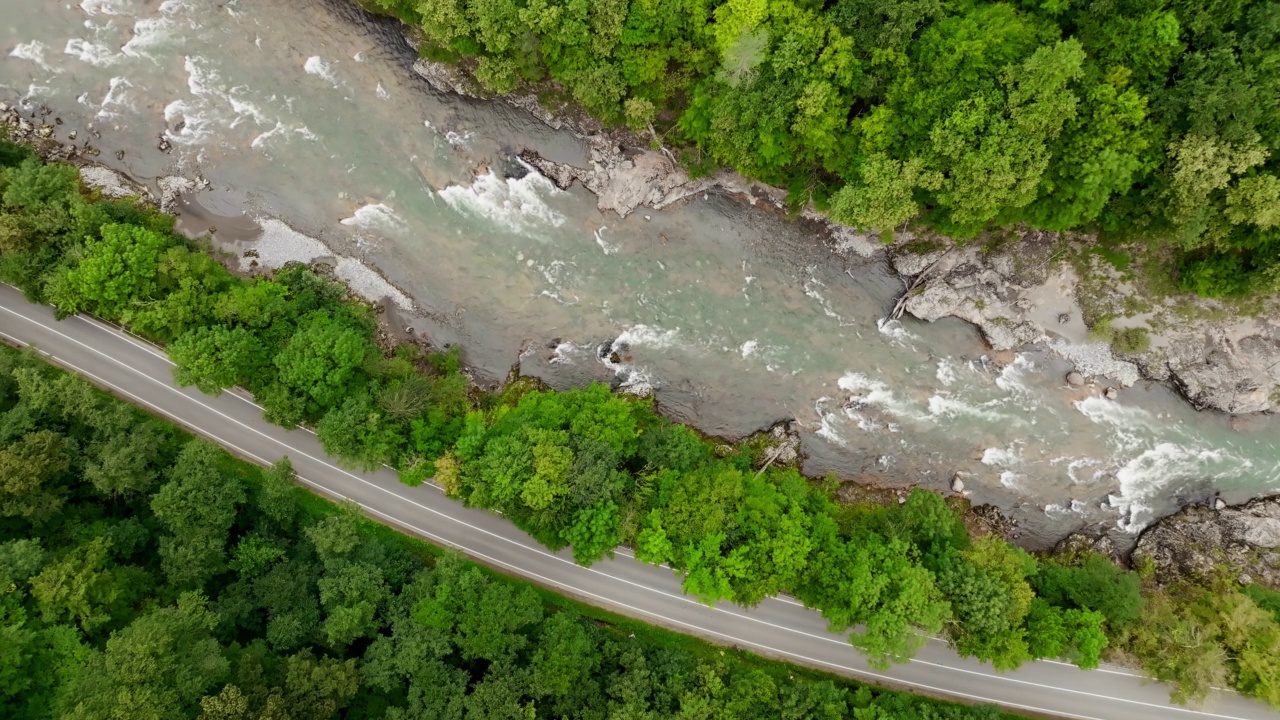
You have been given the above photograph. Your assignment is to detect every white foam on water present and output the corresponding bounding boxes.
[183,55,219,98]
[304,56,339,85]
[1074,395,1151,452]
[122,17,177,61]
[65,38,119,67]
[167,55,303,151]
[163,99,217,145]
[228,97,269,128]
[1110,442,1231,532]
[444,130,473,146]
[614,324,681,350]
[375,82,389,100]
[981,444,1022,468]
[740,340,759,359]
[96,76,134,120]
[250,122,285,149]
[549,341,591,366]
[20,83,53,104]
[596,324,686,397]
[438,164,566,234]
[614,367,658,396]
[81,0,131,16]
[935,357,960,386]
[533,258,572,294]
[593,226,617,255]
[10,41,62,73]
[813,398,850,447]
[926,394,1022,426]
[250,121,315,150]
[994,353,1038,395]
[1043,503,1071,519]
[341,203,408,235]
[999,471,1026,489]
[838,372,926,421]
[876,318,921,347]
[1063,457,1102,484]
[802,272,843,321]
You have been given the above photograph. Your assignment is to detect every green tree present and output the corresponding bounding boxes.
[0,429,70,519]
[317,561,388,649]
[57,594,229,720]
[82,420,166,497]
[51,223,173,320]
[150,441,246,588]
[1034,553,1142,628]
[316,393,406,470]
[171,326,268,395]
[28,536,119,634]
[828,154,931,232]
[255,458,299,532]
[271,312,369,414]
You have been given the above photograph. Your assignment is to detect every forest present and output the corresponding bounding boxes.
[365,0,1280,298]
[0,345,1013,720]
[2,136,1280,711]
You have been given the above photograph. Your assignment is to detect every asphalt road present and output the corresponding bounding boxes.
[1,283,1274,720]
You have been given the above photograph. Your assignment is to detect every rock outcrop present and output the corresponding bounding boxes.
[1164,333,1280,415]
[887,233,1279,412]
[889,235,1143,386]
[519,139,723,218]
[1133,496,1280,588]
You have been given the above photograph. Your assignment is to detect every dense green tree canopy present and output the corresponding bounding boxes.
[368,0,1280,296]
[0,345,1021,720]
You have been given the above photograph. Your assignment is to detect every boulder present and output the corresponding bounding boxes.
[1066,371,1085,386]
[1133,495,1280,588]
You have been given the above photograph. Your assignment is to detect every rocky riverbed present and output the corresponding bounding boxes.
[405,56,1280,419]
[1133,494,1280,589]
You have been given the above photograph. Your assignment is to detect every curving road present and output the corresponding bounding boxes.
[0,283,1274,720]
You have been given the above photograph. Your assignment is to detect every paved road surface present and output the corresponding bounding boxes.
[1,283,1274,720]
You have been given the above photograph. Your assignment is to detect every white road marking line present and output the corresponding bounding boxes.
[0,306,1262,720]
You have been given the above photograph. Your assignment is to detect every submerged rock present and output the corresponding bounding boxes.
[1133,495,1280,588]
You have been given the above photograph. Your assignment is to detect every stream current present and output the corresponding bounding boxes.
[4,0,1279,547]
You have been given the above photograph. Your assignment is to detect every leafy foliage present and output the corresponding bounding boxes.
[0,346,1010,720]
[363,0,1280,296]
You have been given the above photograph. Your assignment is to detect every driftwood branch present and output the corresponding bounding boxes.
[889,249,951,321]
[753,445,783,481]
[646,122,679,168]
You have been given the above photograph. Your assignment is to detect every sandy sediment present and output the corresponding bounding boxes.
[248,217,414,313]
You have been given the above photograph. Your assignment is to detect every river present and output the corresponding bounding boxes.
[4,0,1278,547]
